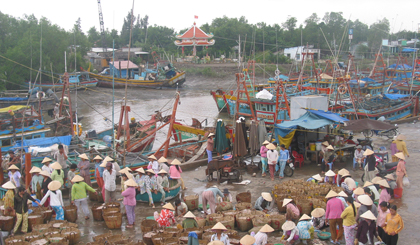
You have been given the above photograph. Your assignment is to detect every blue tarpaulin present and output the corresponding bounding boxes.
[0,97,28,101]
[388,64,412,69]
[402,48,417,53]
[361,77,375,82]
[12,135,72,150]
[383,94,409,100]
[307,109,349,123]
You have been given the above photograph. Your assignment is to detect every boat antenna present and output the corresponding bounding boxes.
[122,0,135,167]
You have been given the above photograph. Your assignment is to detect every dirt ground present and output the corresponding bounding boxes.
[51,122,417,244]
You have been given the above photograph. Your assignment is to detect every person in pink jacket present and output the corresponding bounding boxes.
[169,159,186,190]
[260,140,269,177]
[325,190,345,244]
[121,179,137,228]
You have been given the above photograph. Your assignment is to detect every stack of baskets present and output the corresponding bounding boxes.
[102,202,122,229]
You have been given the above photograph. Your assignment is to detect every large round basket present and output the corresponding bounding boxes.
[103,212,122,229]
[184,195,199,211]
[61,227,81,244]
[215,215,235,230]
[63,205,78,223]
[141,219,158,233]
[235,202,252,211]
[0,216,15,232]
[236,191,251,203]
[27,214,43,231]
[91,204,104,221]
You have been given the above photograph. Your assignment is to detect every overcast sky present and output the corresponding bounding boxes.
[2,0,419,35]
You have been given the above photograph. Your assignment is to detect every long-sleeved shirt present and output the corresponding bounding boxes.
[395,140,409,157]
[42,165,53,174]
[396,160,406,177]
[279,149,289,161]
[78,160,91,178]
[14,192,36,214]
[148,160,159,174]
[343,177,356,190]
[254,196,271,211]
[54,151,68,169]
[267,150,279,165]
[71,181,95,201]
[297,220,313,240]
[287,203,300,216]
[384,213,404,235]
[159,163,170,173]
[121,187,136,206]
[41,177,52,195]
[254,231,268,245]
[284,227,299,242]
[31,174,43,192]
[40,190,64,207]
[205,187,224,201]
[376,209,390,227]
[260,146,268,158]
[169,165,182,179]
[367,186,380,201]
[356,205,378,223]
[356,220,377,244]
[379,188,391,205]
[341,205,357,226]
[211,233,230,245]
[157,175,169,189]
[103,169,116,191]
[354,149,365,159]
[51,170,64,185]
[390,141,397,155]
[366,155,376,172]
[325,197,345,219]
[207,137,214,151]
[8,171,21,187]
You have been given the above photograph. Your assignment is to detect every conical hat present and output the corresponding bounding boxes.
[240,235,256,245]
[326,145,334,150]
[158,169,168,174]
[363,149,374,156]
[99,161,107,167]
[208,242,224,245]
[353,187,365,195]
[282,221,296,231]
[147,155,157,160]
[71,175,84,182]
[326,190,338,199]
[103,156,114,162]
[262,140,270,145]
[282,198,293,207]
[135,167,145,174]
[384,174,395,180]
[93,155,103,160]
[322,141,329,146]
[394,152,405,160]
[8,164,19,170]
[342,173,351,178]
[123,167,132,172]
[146,169,155,174]
[261,192,272,202]
[360,210,376,220]
[312,174,322,181]
[363,181,373,187]
[358,195,373,206]
[119,167,132,174]
[325,170,335,177]
[311,208,325,218]
[338,191,348,198]
[211,222,227,230]
[299,214,311,221]
[125,172,133,179]
[78,153,89,159]
[29,166,41,174]
[259,224,274,233]
[396,134,406,140]
[2,181,16,190]
[378,179,390,188]
[371,177,383,184]
[170,159,181,165]
[162,203,175,210]
[158,157,168,163]
[42,157,52,163]
[50,162,62,170]
[124,179,138,187]
[338,168,349,176]
[184,211,196,218]
[266,143,276,150]
[353,202,361,208]
[48,181,62,191]
[208,133,215,137]
[39,170,50,177]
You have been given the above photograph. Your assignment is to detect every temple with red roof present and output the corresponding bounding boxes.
[174,22,215,56]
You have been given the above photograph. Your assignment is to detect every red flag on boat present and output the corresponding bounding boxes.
[194,15,198,19]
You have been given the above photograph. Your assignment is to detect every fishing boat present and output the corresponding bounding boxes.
[0,88,58,110]
[136,178,181,202]
[25,72,98,90]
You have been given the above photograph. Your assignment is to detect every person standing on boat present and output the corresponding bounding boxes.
[30,167,43,199]
[158,157,170,173]
[41,157,53,174]
[260,140,269,177]
[103,162,117,203]
[2,181,16,216]
[71,175,96,220]
[169,159,186,190]
[157,169,169,205]
[121,178,137,228]
[53,144,69,182]
[147,155,159,174]
[395,134,409,158]
[207,133,215,163]
[93,155,104,191]
[7,150,21,169]
[8,165,21,189]
[11,186,40,235]
[50,162,64,186]
[77,153,92,187]
[40,181,64,220]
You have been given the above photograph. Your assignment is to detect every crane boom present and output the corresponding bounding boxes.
[97,0,107,53]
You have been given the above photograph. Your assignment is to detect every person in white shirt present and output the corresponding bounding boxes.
[103,162,117,203]
[353,145,365,170]
[41,157,53,174]
[266,143,279,181]
[147,155,159,174]
[254,224,275,245]
[40,180,65,220]
[8,165,21,188]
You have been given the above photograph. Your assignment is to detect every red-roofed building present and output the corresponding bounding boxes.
[175,22,215,56]
[109,60,139,78]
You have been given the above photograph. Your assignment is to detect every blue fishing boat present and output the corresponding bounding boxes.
[136,179,182,202]
[25,72,98,90]
[0,87,58,110]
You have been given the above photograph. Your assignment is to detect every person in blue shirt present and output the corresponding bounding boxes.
[277,144,289,179]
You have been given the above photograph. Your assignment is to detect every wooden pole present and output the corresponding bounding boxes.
[25,153,31,188]
[162,92,180,158]
[0,151,3,185]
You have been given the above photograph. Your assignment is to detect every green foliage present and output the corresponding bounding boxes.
[183,67,227,78]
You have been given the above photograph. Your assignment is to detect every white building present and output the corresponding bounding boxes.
[283,46,321,61]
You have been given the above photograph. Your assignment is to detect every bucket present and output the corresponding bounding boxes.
[355,181,359,187]
[43,208,54,223]
[184,195,199,211]
[64,205,78,223]
[309,143,316,151]
[394,187,403,199]
[315,142,322,151]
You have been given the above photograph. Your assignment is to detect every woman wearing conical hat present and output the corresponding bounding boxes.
[77,153,92,187]
[50,162,64,186]
[296,214,314,244]
[145,169,156,208]
[395,134,409,158]
[157,169,169,205]
[253,224,274,245]
[394,152,407,189]
[71,175,97,220]
[155,203,176,227]
[169,159,186,190]
[40,170,52,208]
[210,222,230,245]
[1,181,16,216]
[182,211,198,229]
[355,210,381,245]
[282,221,300,244]
[40,181,65,220]
[93,155,105,191]
[147,155,159,174]
[122,179,137,228]
[41,157,53,174]
[30,167,43,199]
[260,140,269,177]
[8,164,22,188]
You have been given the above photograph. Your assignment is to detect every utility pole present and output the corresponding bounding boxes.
[237,35,241,68]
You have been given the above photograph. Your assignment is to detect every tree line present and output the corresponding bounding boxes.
[0,11,418,90]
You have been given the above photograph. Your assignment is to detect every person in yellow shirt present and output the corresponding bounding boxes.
[395,135,409,158]
[382,205,404,245]
[341,196,357,245]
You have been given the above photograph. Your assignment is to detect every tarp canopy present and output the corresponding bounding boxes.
[388,64,412,69]
[383,94,409,100]
[255,89,273,100]
[12,135,72,149]
[275,112,339,130]
[402,48,417,53]
[320,73,334,80]
[307,109,349,123]
[343,119,397,131]
[0,105,30,114]
[0,97,28,101]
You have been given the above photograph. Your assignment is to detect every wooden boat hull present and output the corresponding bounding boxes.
[91,72,186,89]
[136,179,181,202]
[341,100,414,121]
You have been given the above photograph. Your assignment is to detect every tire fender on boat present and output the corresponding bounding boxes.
[36,91,46,98]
